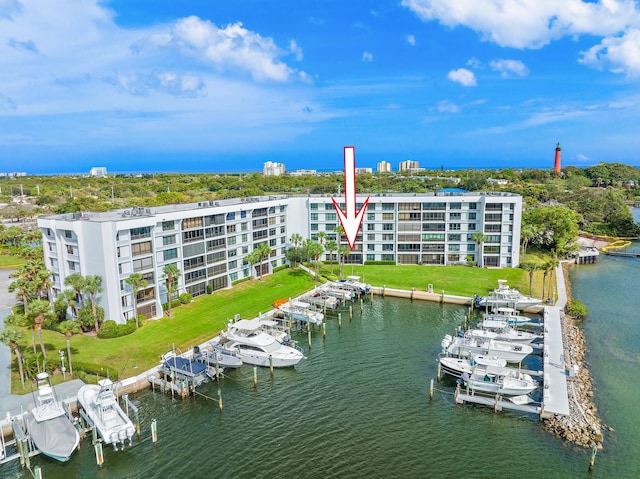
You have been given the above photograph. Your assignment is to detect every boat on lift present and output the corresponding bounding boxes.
[277,300,324,325]
[77,378,135,450]
[460,368,539,396]
[441,334,533,364]
[438,355,509,379]
[332,276,371,294]
[477,280,541,309]
[25,372,80,462]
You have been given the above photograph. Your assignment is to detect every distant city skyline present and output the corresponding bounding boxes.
[3,1,640,174]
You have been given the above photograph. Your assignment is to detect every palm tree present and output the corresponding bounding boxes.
[325,239,338,273]
[546,254,560,302]
[59,288,79,318]
[27,299,54,360]
[57,320,80,375]
[125,273,148,329]
[333,225,344,251]
[251,242,273,280]
[290,233,303,248]
[519,262,538,297]
[0,326,26,387]
[83,275,103,332]
[8,276,33,315]
[541,261,552,300]
[520,224,536,260]
[470,232,486,268]
[64,273,86,308]
[338,246,350,278]
[163,263,181,317]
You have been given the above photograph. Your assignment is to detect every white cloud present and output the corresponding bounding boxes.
[466,57,482,69]
[580,28,640,76]
[289,39,303,61]
[407,34,416,46]
[435,100,460,113]
[576,153,590,162]
[362,51,374,62]
[401,0,640,49]
[447,68,477,86]
[489,59,529,77]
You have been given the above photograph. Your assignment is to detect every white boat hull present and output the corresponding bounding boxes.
[462,372,538,396]
[77,383,135,448]
[26,413,79,462]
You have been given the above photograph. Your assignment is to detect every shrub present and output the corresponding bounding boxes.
[97,319,136,339]
[162,299,182,311]
[73,360,119,380]
[566,299,588,319]
[364,260,396,266]
[179,293,193,304]
[273,264,290,273]
[206,284,213,294]
[232,277,251,286]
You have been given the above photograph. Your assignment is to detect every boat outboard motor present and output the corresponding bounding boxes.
[193,345,200,354]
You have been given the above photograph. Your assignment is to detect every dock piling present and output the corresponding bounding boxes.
[218,389,223,412]
[429,379,434,400]
[269,355,274,376]
[34,466,42,479]
[151,419,158,444]
[338,313,342,329]
[589,444,597,471]
[253,366,258,387]
[94,440,104,467]
[322,322,326,339]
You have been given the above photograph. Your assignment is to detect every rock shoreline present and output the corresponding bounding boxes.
[542,264,604,449]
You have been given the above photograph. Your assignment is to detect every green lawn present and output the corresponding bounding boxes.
[9,262,558,392]
[0,252,26,269]
[11,268,315,391]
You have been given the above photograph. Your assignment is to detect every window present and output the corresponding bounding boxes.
[449,212,461,220]
[485,213,502,222]
[399,203,421,211]
[184,256,205,270]
[423,202,445,210]
[210,276,228,291]
[227,224,237,233]
[66,245,74,254]
[136,287,155,303]
[132,241,152,257]
[310,203,318,210]
[485,224,502,233]
[228,249,237,257]
[206,238,226,251]
[130,227,151,240]
[449,223,461,231]
[67,260,76,271]
[382,203,394,210]
[183,217,203,229]
[367,223,376,231]
[399,212,421,221]
[325,203,334,210]
[382,213,394,220]
[469,203,477,210]
[311,224,318,231]
[230,272,238,282]
[382,244,394,251]
[468,212,476,220]
[381,254,394,262]
[448,254,461,262]
[242,233,248,242]
[325,224,336,231]
[228,236,237,245]
[449,244,460,252]
[205,226,225,238]
[422,212,444,221]
[162,235,176,246]
[468,223,476,231]
[162,221,175,231]
[486,203,502,211]
[226,212,235,221]
[228,260,238,269]
[325,213,337,221]
[367,254,375,261]
[382,224,394,231]
[467,243,476,251]
[483,245,500,253]
[65,230,73,239]
[367,244,375,251]
[367,234,376,241]
[367,213,375,220]
[183,229,204,243]
[311,213,318,221]
[448,234,461,241]
[241,222,248,231]
[422,233,445,241]
[449,202,462,209]
[133,256,153,272]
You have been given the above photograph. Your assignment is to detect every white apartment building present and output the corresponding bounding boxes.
[38,192,521,324]
[263,161,286,176]
[398,160,423,173]
[90,167,108,177]
[377,161,392,173]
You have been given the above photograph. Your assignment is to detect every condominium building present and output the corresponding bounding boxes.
[263,161,286,176]
[398,160,423,173]
[377,161,392,173]
[38,192,521,324]
[90,167,108,178]
[355,167,373,174]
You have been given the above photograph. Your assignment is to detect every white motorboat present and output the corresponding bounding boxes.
[77,378,135,450]
[333,276,371,293]
[477,280,541,309]
[194,343,243,369]
[219,319,304,367]
[476,321,541,343]
[483,307,531,326]
[466,326,540,344]
[438,355,508,378]
[322,287,354,301]
[277,301,324,325]
[25,373,80,462]
[303,292,340,310]
[161,351,213,387]
[441,334,533,364]
[461,368,539,396]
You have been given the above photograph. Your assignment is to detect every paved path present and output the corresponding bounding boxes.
[0,268,16,400]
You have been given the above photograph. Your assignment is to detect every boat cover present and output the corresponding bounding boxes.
[26,412,79,462]
[164,356,207,374]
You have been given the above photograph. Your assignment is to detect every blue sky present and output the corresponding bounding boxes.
[3,0,640,174]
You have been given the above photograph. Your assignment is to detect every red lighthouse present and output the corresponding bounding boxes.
[554,142,561,175]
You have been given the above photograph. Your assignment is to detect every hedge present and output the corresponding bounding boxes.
[364,260,396,266]
[72,360,119,380]
[97,319,136,339]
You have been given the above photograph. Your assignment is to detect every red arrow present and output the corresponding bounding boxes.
[332,146,370,250]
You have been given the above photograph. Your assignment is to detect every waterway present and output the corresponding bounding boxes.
[2,247,640,478]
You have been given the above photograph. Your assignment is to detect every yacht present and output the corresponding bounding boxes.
[77,378,135,450]
[441,334,533,364]
[218,319,304,367]
[25,373,80,462]
[277,300,324,325]
[332,276,371,294]
[477,280,541,309]
[465,325,540,344]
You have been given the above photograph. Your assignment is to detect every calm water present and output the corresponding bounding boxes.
[2,255,640,477]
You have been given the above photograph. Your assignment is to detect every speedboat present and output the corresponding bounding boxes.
[461,368,539,396]
[77,378,135,450]
[465,326,540,344]
[322,287,354,301]
[161,351,213,386]
[438,355,508,379]
[441,334,533,364]
[303,292,340,310]
[333,276,371,293]
[277,301,324,324]
[194,343,243,369]
[219,319,304,367]
[477,280,541,309]
[483,307,531,326]
[25,372,80,462]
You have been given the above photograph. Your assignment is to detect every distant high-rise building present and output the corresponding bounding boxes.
[90,167,107,177]
[377,161,392,173]
[263,161,286,176]
[355,167,373,174]
[399,160,423,173]
[554,143,561,175]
